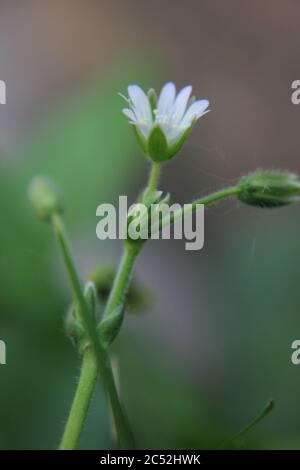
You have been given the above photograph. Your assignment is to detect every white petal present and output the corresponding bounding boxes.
[181,100,210,127]
[137,123,152,138]
[170,85,192,123]
[166,128,183,144]
[123,106,151,138]
[157,82,176,117]
[122,108,136,122]
[128,85,152,123]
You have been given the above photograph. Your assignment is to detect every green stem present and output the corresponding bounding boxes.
[178,185,241,221]
[51,213,98,341]
[59,348,97,450]
[191,185,241,207]
[144,162,161,198]
[101,162,162,322]
[101,244,142,321]
[52,213,135,450]
[154,185,241,234]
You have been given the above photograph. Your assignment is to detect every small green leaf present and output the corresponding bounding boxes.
[133,125,148,154]
[220,399,275,449]
[85,266,150,313]
[65,305,85,348]
[84,281,97,319]
[98,305,124,348]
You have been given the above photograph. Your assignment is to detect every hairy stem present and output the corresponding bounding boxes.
[102,162,162,322]
[189,185,241,210]
[144,162,161,198]
[153,185,241,234]
[59,348,97,450]
[52,213,135,450]
[101,244,142,322]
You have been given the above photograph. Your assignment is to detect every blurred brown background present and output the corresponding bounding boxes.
[1,0,299,168]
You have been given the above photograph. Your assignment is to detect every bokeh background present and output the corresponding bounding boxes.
[0,0,300,449]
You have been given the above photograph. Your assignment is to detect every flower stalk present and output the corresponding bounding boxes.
[51,211,135,450]
[59,348,97,450]
[144,162,161,199]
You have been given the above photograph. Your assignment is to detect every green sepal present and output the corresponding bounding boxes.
[133,125,148,154]
[84,281,97,320]
[65,281,98,352]
[84,266,150,313]
[65,305,85,348]
[141,189,166,206]
[166,120,195,160]
[147,125,168,162]
[97,305,124,348]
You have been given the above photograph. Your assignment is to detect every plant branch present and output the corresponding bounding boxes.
[52,212,135,450]
[151,185,241,235]
[101,162,162,323]
[101,244,142,322]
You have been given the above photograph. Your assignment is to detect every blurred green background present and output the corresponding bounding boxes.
[0,0,300,450]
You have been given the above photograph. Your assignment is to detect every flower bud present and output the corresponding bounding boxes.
[65,282,97,352]
[84,266,149,313]
[98,305,124,348]
[28,175,63,221]
[238,171,300,208]
[65,305,85,349]
[84,281,97,319]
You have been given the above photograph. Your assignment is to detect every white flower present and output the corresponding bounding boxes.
[121,82,209,161]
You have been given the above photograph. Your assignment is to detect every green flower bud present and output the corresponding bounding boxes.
[98,305,124,348]
[83,281,97,319]
[65,305,85,349]
[65,281,98,352]
[238,171,300,208]
[84,266,150,313]
[28,175,63,221]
